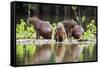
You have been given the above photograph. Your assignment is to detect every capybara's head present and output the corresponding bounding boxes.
[27,16,38,25]
[72,25,84,39]
[63,19,77,28]
[57,22,66,33]
[57,22,64,29]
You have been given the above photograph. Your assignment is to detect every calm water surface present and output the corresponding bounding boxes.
[16,41,97,65]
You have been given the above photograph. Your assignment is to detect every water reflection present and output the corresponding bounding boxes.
[54,43,66,63]
[32,44,52,64]
[16,42,96,65]
[64,44,81,62]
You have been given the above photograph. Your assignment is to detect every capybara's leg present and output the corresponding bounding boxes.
[36,31,40,39]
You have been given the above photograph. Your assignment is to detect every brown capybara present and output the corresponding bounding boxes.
[72,25,84,39]
[28,16,52,39]
[62,19,77,37]
[55,22,67,42]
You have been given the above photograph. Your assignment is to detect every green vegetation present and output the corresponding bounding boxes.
[16,45,24,58]
[16,19,36,39]
[16,19,36,64]
[82,20,96,39]
[26,44,36,57]
[16,44,36,64]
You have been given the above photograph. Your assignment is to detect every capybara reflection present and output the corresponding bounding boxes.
[72,25,84,39]
[62,19,77,37]
[32,44,52,64]
[54,43,66,63]
[54,43,82,63]
[55,22,67,42]
[64,44,82,62]
[28,16,52,39]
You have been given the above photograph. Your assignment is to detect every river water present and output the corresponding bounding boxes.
[16,41,97,65]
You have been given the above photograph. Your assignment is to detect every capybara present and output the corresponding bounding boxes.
[62,19,77,37]
[55,22,67,42]
[28,16,52,39]
[72,25,84,39]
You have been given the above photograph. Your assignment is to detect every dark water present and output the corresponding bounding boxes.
[16,42,97,65]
